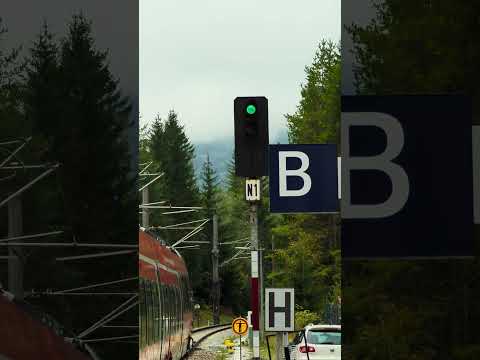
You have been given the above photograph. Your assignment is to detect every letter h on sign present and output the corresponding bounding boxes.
[265,288,294,332]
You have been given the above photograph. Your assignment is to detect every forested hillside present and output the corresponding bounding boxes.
[0,15,137,359]
[140,39,341,326]
[344,1,480,358]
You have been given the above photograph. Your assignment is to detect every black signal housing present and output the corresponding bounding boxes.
[234,96,269,177]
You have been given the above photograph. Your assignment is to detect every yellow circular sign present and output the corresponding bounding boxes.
[231,317,249,336]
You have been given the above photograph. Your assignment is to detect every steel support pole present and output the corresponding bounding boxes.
[250,201,260,360]
[275,333,283,360]
[8,196,23,299]
[212,214,220,325]
[141,187,149,228]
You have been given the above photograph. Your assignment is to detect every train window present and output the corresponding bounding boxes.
[153,280,160,359]
[145,280,151,346]
[163,283,169,340]
[174,284,179,333]
[154,281,160,353]
[170,285,174,337]
[140,278,146,350]
[148,280,154,346]
[160,282,165,343]
[150,281,155,346]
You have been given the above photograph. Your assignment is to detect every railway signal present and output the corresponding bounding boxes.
[234,96,269,360]
[234,96,269,177]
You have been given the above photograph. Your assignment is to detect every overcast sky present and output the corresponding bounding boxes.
[140,0,340,143]
[3,0,138,105]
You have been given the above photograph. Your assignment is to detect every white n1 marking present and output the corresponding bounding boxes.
[278,151,312,197]
[247,184,253,197]
[341,112,410,219]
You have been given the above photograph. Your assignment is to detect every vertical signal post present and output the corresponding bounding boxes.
[234,96,268,360]
[249,199,260,359]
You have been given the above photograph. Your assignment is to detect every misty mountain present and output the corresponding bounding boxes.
[194,130,288,186]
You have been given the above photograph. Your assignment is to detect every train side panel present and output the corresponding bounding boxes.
[0,296,90,360]
[139,230,193,360]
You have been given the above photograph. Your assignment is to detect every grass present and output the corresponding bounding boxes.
[193,306,234,328]
[261,333,296,360]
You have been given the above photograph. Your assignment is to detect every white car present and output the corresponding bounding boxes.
[289,324,341,360]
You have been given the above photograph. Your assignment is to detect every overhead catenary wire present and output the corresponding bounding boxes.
[0,136,32,168]
[151,218,209,229]
[174,245,200,249]
[149,205,203,210]
[219,237,250,245]
[36,292,137,296]
[55,249,136,261]
[139,161,153,174]
[0,230,64,243]
[0,164,59,209]
[78,295,138,339]
[0,139,24,146]
[79,300,139,339]
[161,209,198,215]
[139,173,162,177]
[53,277,138,294]
[0,242,137,248]
[102,326,138,329]
[138,201,167,207]
[0,164,57,170]
[81,335,139,343]
[220,248,250,267]
[171,219,209,248]
[138,173,163,192]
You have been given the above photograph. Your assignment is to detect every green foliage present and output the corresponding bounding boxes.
[142,111,209,299]
[148,111,199,214]
[216,157,251,313]
[1,15,137,359]
[267,39,342,319]
[196,155,220,301]
[346,0,480,95]
[345,1,480,358]
[295,305,321,329]
[286,39,340,147]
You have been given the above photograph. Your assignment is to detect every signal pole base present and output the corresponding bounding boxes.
[252,330,260,359]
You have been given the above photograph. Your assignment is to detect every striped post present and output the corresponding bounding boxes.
[249,199,260,359]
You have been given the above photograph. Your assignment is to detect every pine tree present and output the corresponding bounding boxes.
[55,13,135,245]
[201,154,219,216]
[24,15,136,359]
[147,110,200,228]
[0,17,25,137]
[146,110,208,301]
[198,155,219,303]
[24,21,60,147]
[286,40,340,147]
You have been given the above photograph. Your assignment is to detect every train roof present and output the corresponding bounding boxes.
[0,291,91,360]
[139,228,189,283]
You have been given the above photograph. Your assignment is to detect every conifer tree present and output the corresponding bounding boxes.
[147,110,206,299]
[0,18,25,137]
[55,14,135,245]
[197,155,219,302]
[148,110,199,228]
[24,22,60,146]
[23,16,137,359]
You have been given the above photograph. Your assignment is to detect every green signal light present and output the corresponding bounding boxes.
[246,104,256,115]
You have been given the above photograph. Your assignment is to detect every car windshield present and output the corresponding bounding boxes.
[306,330,341,345]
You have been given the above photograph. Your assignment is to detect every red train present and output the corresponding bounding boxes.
[0,291,91,360]
[139,228,193,360]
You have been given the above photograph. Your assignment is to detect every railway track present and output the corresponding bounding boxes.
[185,324,231,359]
